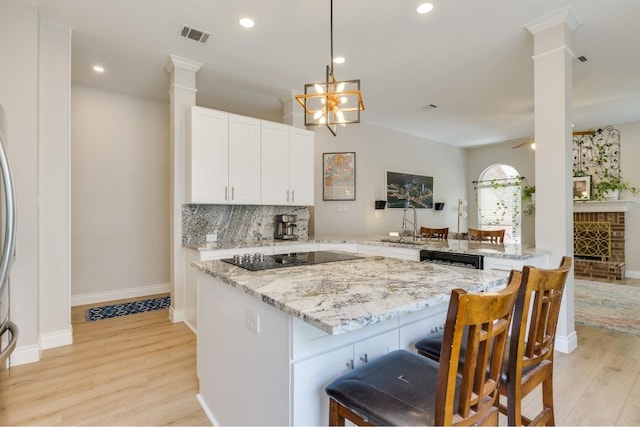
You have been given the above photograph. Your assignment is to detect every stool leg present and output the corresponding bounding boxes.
[541,374,555,426]
[329,398,346,426]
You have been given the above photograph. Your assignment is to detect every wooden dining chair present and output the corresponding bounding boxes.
[420,226,449,240]
[325,270,522,426]
[415,257,572,426]
[467,228,505,243]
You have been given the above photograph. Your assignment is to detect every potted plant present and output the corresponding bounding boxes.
[521,185,535,215]
[592,174,638,200]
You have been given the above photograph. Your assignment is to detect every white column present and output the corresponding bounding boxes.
[164,55,202,323]
[525,7,580,353]
[280,90,305,128]
[38,19,73,350]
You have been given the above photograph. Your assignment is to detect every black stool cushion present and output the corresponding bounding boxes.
[415,330,447,361]
[326,349,458,426]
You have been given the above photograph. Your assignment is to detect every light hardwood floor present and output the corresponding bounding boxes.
[0,296,211,426]
[1,292,639,425]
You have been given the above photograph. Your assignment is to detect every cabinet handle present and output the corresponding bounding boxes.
[225,186,228,201]
[286,190,290,203]
[359,353,368,363]
[346,359,354,370]
[231,186,235,201]
[291,189,295,203]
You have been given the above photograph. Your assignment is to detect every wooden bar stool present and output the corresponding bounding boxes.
[415,257,572,426]
[420,226,448,240]
[467,228,505,243]
[325,270,522,426]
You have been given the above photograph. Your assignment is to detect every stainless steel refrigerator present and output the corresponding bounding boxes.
[0,104,18,366]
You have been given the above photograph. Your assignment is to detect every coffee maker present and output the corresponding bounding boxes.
[274,214,298,240]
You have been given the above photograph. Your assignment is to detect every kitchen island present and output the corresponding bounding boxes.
[192,254,509,426]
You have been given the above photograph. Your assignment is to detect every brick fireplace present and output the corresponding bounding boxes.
[573,200,634,280]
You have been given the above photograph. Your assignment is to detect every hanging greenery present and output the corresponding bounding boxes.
[474,176,523,226]
[572,127,638,200]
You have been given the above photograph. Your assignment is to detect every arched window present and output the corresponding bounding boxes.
[476,164,522,243]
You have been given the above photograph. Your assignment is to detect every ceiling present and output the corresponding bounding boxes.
[25,0,640,147]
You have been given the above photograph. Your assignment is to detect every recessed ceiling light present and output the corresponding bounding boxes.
[239,17,255,29]
[93,65,105,73]
[416,3,434,14]
[333,57,345,64]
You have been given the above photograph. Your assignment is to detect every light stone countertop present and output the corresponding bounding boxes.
[192,255,509,335]
[186,235,549,260]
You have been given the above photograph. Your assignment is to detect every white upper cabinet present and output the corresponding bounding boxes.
[185,107,228,204]
[187,106,312,206]
[289,127,315,205]
[261,121,314,206]
[228,113,261,204]
[185,107,261,204]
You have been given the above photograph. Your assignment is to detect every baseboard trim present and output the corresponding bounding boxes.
[184,319,197,335]
[71,283,172,306]
[40,327,73,350]
[555,330,578,354]
[8,343,40,367]
[170,306,185,323]
[625,269,640,279]
[197,393,219,427]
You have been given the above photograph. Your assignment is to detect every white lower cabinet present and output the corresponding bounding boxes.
[292,329,400,426]
[292,346,354,426]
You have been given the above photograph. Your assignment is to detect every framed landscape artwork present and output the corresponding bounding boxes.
[323,152,356,201]
[386,171,433,208]
[573,176,591,200]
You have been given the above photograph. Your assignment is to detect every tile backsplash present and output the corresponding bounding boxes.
[182,204,309,245]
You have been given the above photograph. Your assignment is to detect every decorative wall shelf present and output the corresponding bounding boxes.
[573,200,636,213]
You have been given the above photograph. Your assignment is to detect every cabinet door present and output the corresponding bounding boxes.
[185,107,228,203]
[289,127,315,206]
[261,121,291,205]
[292,345,353,426]
[353,329,399,368]
[228,113,261,204]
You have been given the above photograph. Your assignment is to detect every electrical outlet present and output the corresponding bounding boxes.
[245,310,260,334]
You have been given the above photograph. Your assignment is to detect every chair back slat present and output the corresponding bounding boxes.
[420,226,449,240]
[467,228,505,243]
[505,256,572,425]
[435,270,521,426]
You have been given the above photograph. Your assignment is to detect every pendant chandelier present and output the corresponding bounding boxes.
[295,0,365,136]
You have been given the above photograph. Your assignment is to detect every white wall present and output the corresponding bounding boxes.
[615,120,640,276]
[312,122,467,237]
[71,85,171,304]
[0,0,41,365]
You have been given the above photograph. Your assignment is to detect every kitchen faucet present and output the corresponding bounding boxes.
[402,206,418,241]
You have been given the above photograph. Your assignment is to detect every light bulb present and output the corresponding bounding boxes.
[313,110,325,120]
[340,96,347,104]
[336,82,345,92]
[336,110,345,123]
[314,84,325,94]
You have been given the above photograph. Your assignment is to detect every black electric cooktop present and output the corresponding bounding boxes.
[221,251,364,271]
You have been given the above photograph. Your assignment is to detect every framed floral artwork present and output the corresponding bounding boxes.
[323,152,356,201]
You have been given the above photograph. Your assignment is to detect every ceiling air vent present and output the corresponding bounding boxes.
[180,25,210,44]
